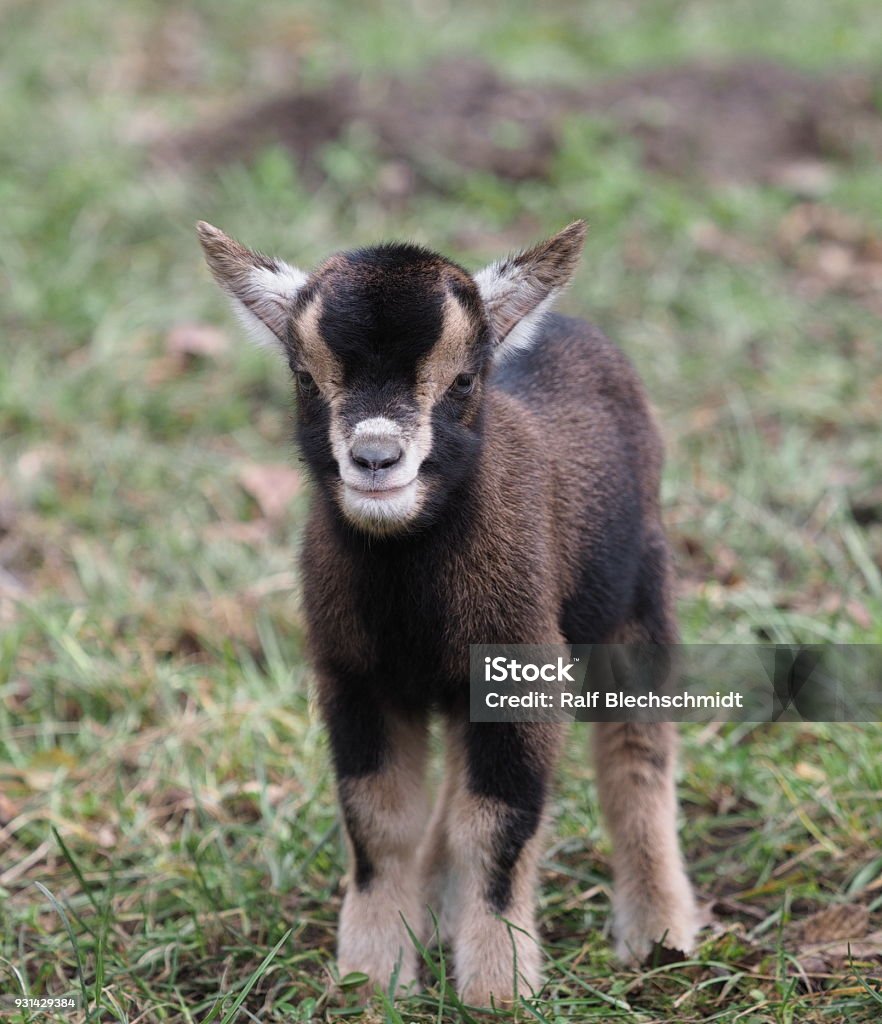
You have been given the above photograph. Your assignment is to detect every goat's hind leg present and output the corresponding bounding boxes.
[594,719,698,962]
[594,569,699,962]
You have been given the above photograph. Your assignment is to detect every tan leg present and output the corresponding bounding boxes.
[334,713,429,994]
[432,719,563,1006]
[594,721,698,962]
[449,792,547,1005]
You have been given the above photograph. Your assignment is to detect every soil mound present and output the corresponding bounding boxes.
[157,58,882,189]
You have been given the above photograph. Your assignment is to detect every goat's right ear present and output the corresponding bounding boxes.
[196,222,307,349]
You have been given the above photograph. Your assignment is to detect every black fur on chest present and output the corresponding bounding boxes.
[303,499,477,712]
[351,540,464,711]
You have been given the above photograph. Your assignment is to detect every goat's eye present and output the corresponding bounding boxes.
[295,371,318,397]
[451,373,476,397]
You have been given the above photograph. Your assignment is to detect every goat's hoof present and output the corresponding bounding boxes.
[457,983,516,1009]
[615,913,699,967]
[457,970,538,1009]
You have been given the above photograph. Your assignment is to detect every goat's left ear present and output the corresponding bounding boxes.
[473,220,586,360]
[196,222,307,349]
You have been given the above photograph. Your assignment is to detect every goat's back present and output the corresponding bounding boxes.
[489,314,668,644]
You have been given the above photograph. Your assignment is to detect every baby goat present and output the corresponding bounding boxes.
[198,220,698,1006]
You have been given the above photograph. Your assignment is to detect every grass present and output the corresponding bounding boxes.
[2,0,882,1021]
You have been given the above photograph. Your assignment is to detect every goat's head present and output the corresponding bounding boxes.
[198,221,586,535]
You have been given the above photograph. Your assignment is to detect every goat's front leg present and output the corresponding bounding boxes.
[444,720,563,1006]
[594,721,698,962]
[322,694,429,995]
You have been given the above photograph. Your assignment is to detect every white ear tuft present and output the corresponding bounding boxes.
[495,291,560,360]
[196,222,307,348]
[474,220,586,362]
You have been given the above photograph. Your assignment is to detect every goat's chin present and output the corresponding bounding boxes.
[338,479,423,535]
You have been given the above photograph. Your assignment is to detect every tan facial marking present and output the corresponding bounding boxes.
[416,291,476,399]
[292,294,344,393]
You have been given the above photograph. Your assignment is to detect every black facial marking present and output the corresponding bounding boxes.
[295,387,336,480]
[338,386,416,433]
[318,246,448,380]
[414,398,484,508]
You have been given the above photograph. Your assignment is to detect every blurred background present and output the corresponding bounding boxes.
[2,1,882,1020]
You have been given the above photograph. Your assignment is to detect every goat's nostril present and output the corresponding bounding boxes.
[350,439,404,471]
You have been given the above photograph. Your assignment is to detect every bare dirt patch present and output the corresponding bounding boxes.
[157,58,882,189]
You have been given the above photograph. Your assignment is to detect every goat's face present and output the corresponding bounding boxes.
[198,221,586,535]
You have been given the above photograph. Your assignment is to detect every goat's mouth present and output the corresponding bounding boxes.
[339,477,422,531]
[342,479,417,500]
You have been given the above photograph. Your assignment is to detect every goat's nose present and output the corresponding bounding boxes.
[350,438,403,471]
